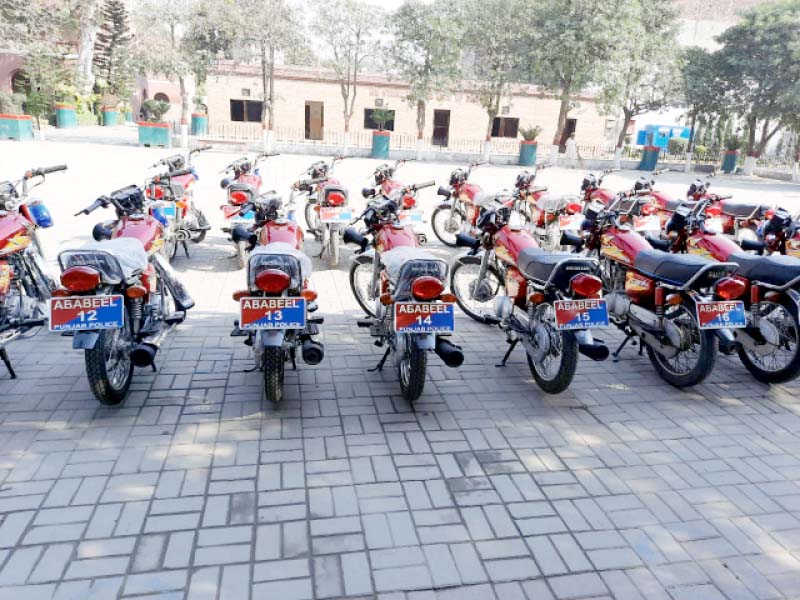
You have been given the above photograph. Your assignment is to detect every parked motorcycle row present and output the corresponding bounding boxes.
[3,150,799,408]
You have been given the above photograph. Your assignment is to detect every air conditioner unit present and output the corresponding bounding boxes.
[375,98,384,107]
[501,106,510,115]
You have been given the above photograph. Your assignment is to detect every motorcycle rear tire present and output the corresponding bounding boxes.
[329,230,340,268]
[236,241,248,270]
[305,202,320,235]
[398,337,427,403]
[85,310,134,405]
[527,329,578,394]
[349,254,376,317]
[449,255,503,324]
[431,206,463,248]
[737,299,800,383]
[263,346,285,403]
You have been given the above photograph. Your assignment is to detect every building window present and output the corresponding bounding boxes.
[364,108,395,131]
[10,70,30,95]
[230,99,263,122]
[491,117,519,138]
[154,92,170,103]
[241,88,250,97]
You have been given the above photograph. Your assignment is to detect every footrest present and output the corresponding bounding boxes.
[357,319,375,328]
[164,312,186,325]
[309,316,325,325]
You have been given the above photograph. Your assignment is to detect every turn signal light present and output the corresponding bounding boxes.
[666,293,683,306]
[566,202,583,214]
[255,269,291,294]
[706,204,723,217]
[764,291,781,302]
[440,293,456,303]
[301,289,318,302]
[52,287,71,297]
[232,289,249,301]
[125,284,148,299]
[570,273,603,298]
[528,292,546,304]
[715,276,746,300]
[60,266,101,292]
[411,276,444,301]
[380,293,393,305]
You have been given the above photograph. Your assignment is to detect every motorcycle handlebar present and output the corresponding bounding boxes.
[75,196,110,216]
[412,180,435,191]
[603,168,620,175]
[191,145,212,154]
[168,167,193,178]
[27,164,67,178]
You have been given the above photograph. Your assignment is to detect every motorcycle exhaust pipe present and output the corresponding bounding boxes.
[715,329,738,355]
[130,321,177,367]
[578,342,610,362]
[301,338,325,365]
[434,336,464,368]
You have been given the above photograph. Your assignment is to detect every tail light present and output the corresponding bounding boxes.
[232,289,249,301]
[177,200,188,217]
[403,195,416,209]
[301,289,318,302]
[230,191,248,205]
[146,187,165,200]
[327,192,347,206]
[715,276,746,300]
[255,269,290,294]
[411,276,444,301]
[640,203,657,216]
[765,208,775,220]
[566,202,582,214]
[706,204,722,217]
[61,266,101,292]
[570,273,603,298]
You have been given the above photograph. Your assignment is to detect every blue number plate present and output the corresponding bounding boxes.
[160,203,177,219]
[696,300,746,329]
[49,295,124,332]
[231,210,255,224]
[394,303,455,333]
[319,207,353,223]
[399,209,425,224]
[554,299,610,330]
[240,297,306,330]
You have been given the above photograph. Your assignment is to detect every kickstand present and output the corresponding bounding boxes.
[0,348,16,379]
[291,353,297,371]
[496,339,519,367]
[182,241,190,258]
[368,348,391,372]
[612,333,635,362]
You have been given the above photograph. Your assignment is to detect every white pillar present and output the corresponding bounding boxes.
[415,137,423,161]
[37,123,46,142]
[549,144,559,166]
[343,131,350,155]
[180,123,189,149]
[743,155,757,176]
[481,140,491,162]
[613,147,622,169]
[684,152,693,174]
[792,161,799,183]
[262,128,274,153]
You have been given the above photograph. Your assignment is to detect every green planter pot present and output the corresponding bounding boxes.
[0,114,34,140]
[371,130,390,159]
[519,141,538,166]
[138,121,171,148]
[55,104,77,129]
[721,150,739,174]
[124,111,133,123]
[191,113,208,135]
[102,108,118,127]
[638,145,660,171]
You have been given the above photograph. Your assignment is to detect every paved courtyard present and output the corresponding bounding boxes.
[1,140,800,599]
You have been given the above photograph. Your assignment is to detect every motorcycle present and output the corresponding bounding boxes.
[746,207,800,257]
[147,145,212,253]
[649,197,800,383]
[143,168,198,262]
[220,152,280,268]
[566,192,744,387]
[451,194,609,393]
[431,161,490,247]
[687,174,768,243]
[513,168,584,251]
[294,156,349,267]
[343,194,463,402]
[366,160,428,240]
[0,165,66,377]
[228,192,324,402]
[54,185,194,405]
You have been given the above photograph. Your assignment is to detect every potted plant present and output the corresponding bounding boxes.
[370,107,394,159]
[638,131,660,171]
[54,86,78,129]
[518,124,542,166]
[722,136,742,174]
[191,95,208,136]
[138,99,171,148]
[119,101,133,123]
[101,94,119,127]
[0,92,33,140]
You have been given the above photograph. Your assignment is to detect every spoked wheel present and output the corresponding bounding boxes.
[164,234,178,263]
[738,299,800,383]
[193,209,209,243]
[349,255,376,317]
[85,308,134,405]
[450,256,503,323]
[398,335,427,403]
[263,346,285,403]
[525,303,578,394]
[432,206,464,247]
[646,302,716,387]
[235,241,248,270]
[305,203,320,238]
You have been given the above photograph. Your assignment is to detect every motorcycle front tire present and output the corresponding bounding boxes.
[85,310,134,405]
[398,338,427,403]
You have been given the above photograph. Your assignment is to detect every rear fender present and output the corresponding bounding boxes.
[436,200,454,210]
[257,330,286,348]
[151,253,195,311]
[415,333,436,350]
[72,331,100,350]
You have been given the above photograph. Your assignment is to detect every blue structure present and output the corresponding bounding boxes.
[635,125,691,149]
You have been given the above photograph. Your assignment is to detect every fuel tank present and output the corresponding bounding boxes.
[113,214,164,253]
[258,219,304,249]
[686,231,742,262]
[376,223,417,253]
[494,226,539,266]
[601,227,651,267]
[0,211,32,254]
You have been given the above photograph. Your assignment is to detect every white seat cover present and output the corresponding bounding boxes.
[67,238,149,280]
[251,242,312,280]
[381,246,439,281]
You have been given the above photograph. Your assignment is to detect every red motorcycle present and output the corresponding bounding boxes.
[0,165,66,377]
[343,192,463,402]
[747,207,800,257]
[567,192,743,387]
[367,160,427,237]
[650,198,800,383]
[294,156,349,267]
[229,192,324,402]
[55,186,194,405]
[579,169,661,236]
[451,193,609,393]
[220,152,280,268]
[432,161,490,247]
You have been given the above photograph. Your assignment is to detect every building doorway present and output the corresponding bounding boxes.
[432,109,450,147]
[559,118,577,152]
[305,101,324,140]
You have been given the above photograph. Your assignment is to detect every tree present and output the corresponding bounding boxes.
[387,0,462,155]
[596,0,680,167]
[459,0,529,159]
[94,0,133,99]
[678,47,727,167]
[75,1,100,95]
[714,0,800,173]
[313,0,383,151]
[529,0,621,162]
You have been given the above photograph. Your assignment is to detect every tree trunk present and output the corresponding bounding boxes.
[746,114,758,156]
[267,46,276,132]
[553,82,572,146]
[416,99,425,140]
[76,0,99,95]
[178,75,190,148]
[616,108,632,149]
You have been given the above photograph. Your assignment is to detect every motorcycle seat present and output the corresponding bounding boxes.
[634,249,714,286]
[228,182,258,197]
[517,248,598,285]
[473,192,497,207]
[70,238,149,281]
[729,252,800,289]
[720,201,768,219]
[381,246,442,282]
[665,198,692,212]
[251,242,312,281]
